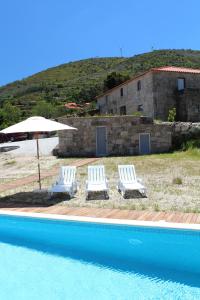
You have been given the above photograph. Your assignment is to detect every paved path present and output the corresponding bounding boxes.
[1,206,200,224]
[0,157,99,192]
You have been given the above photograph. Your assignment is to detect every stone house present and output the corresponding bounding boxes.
[58,116,172,157]
[96,66,200,122]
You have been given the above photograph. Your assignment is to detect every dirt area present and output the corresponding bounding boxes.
[0,149,200,213]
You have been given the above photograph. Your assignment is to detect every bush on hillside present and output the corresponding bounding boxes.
[0,101,21,129]
[103,72,130,91]
[32,101,66,119]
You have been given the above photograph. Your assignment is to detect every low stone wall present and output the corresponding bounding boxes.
[169,122,200,148]
[58,116,172,157]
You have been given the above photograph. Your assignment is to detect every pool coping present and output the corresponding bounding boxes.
[0,209,199,231]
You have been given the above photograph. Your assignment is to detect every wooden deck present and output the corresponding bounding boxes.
[1,206,199,224]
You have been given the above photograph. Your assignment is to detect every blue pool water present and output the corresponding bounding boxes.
[0,215,199,299]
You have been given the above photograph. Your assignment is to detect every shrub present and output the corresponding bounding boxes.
[172,177,182,185]
[168,107,176,122]
[182,139,200,151]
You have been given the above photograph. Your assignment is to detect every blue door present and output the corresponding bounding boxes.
[96,127,107,156]
[139,133,150,155]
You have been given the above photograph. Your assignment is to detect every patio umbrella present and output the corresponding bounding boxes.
[0,116,77,190]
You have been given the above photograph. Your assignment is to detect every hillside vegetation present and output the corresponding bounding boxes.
[1,49,200,126]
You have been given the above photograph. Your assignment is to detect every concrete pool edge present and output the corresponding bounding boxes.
[0,209,199,231]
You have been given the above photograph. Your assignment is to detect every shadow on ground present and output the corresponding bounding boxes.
[0,145,20,152]
[0,191,70,208]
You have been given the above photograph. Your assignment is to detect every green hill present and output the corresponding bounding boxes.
[1,49,200,120]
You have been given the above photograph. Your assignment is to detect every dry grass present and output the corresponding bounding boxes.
[0,150,200,213]
[0,152,74,182]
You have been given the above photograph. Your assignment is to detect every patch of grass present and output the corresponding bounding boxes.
[4,160,16,166]
[154,203,160,212]
[140,203,146,210]
[172,177,182,185]
[184,207,200,213]
[129,204,136,210]
[192,208,200,213]
[170,205,178,212]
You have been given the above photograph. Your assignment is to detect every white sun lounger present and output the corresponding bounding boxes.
[118,165,147,198]
[49,166,77,198]
[86,165,109,200]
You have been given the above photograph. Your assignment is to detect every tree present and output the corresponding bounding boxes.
[32,101,66,119]
[32,101,56,118]
[0,101,21,129]
[103,72,130,91]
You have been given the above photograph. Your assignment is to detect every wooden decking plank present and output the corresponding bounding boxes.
[185,213,195,224]
[136,211,152,221]
[151,212,166,221]
[195,214,200,224]
[189,213,198,224]
[0,205,199,224]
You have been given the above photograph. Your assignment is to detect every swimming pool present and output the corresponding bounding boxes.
[0,214,199,299]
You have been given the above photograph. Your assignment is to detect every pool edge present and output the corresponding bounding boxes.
[0,210,199,231]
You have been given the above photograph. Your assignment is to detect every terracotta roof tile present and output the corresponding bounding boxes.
[152,66,200,74]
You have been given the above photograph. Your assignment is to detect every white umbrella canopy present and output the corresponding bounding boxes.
[0,116,77,190]
[0,116,76,133]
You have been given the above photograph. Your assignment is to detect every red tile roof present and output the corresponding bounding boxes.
[152,66,200,74]
[65,102,81,109]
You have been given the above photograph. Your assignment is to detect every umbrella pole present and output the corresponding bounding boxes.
[36,135,41,190]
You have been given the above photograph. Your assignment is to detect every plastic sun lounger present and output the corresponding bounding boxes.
[86,165,109,200]
[117,165,147,198]
[49,166,77,198]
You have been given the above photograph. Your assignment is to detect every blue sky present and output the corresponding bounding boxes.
[1,0,200,86]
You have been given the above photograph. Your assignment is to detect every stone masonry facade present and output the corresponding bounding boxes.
[97,67,200,122]
[58,116,172,157]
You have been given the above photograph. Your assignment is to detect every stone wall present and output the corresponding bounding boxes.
[176,88,200,122]
[153,72,200,121]
[58,116,172,157]
[166,122,200,148]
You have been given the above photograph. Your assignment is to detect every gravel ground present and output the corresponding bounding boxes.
[0,136,74,182]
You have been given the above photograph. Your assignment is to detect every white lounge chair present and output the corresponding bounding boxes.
[49,166,77,198]
[118,165,147,198]
[86,165,109,200]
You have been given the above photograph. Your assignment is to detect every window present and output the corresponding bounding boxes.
[138,104,143,112]
[196,104,200,113]
[105,95,109,105]
[177,78,185,91]
[120,88,123,97]
[137,80,141,91]
[120,106,126,115]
